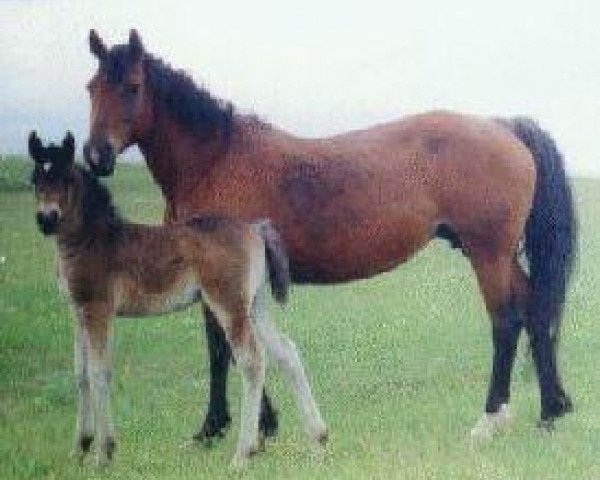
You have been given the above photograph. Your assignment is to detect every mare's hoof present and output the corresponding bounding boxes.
[470,404,512,440]
[193,414,231,444]
[537,419,555,433]
[543,393,574,421]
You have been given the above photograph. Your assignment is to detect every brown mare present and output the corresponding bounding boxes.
[29,131,327,469]
[84,30,577,440]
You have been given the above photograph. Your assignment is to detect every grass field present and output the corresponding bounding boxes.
[1,156,599,479]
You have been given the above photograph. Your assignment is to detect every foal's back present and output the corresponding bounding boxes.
[108,217,262,317]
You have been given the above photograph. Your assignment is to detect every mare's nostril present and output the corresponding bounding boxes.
[83,143,100,166]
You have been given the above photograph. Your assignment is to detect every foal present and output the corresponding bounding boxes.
[28,131,327,469]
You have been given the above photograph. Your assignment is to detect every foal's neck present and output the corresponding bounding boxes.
[57,170,123,251]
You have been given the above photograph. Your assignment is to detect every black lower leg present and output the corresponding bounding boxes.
[259,389,278,438]
[525,316,572,421]
[194,306,279,441]
[193,307,232,441]
[78,434,94,453]
[485,300,523,413]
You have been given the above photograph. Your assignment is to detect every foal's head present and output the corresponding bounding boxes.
[28,131,76,235]
[84,29,152,176]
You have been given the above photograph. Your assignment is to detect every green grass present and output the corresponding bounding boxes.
[1,156,600,479]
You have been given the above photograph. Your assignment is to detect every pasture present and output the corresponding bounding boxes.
[1,156,599,479]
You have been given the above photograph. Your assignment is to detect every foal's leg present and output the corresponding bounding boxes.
[227,318,266,470]
[194,306,278,442]
[470,255,522,439]
[252,287,327,443]
[80,304,115,467]
[72,317,94,460]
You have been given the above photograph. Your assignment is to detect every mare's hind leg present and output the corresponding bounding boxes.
[251,286,327,443]
[524,295,573,426]
[194,308,232,441]
[193,306,278,442]
[470,255,523,439]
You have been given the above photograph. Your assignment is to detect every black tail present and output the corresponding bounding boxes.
[254,219,290,304]
[506,117,577,345]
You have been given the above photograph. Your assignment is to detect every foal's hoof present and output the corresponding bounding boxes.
[230,453,250,472]
[230,448,258,472]
[314,428,329,445]
[470,404,512,441]
[71,434,94,463]
[95,437,116,469]
[192,414,231,444]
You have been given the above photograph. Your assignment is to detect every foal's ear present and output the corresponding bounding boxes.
[128,29,144,61]
[89,29,107,61]
[62,132,75,160]
[28,131,43,162]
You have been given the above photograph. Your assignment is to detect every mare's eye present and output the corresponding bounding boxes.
[122,84,140,97]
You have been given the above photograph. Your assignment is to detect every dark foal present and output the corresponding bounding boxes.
[84,30,576,440]
[29,132,326,469]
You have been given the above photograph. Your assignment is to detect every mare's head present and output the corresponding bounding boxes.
[84,29,152,176]
[28,131,76,235]
[84,29,235,178]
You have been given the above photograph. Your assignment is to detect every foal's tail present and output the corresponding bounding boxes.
[254,219,290,304]
[506,117,577,346]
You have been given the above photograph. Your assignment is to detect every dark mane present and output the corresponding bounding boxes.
[69,166,124,246]
[100,43,274,144]
[144,55,235,142]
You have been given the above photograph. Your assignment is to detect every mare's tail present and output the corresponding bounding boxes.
[505,117,577,346]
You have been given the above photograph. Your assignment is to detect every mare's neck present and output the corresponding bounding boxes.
[137,114,232,208]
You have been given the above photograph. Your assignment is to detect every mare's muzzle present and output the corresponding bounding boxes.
[83,140,116,177]
[36,211,59,235]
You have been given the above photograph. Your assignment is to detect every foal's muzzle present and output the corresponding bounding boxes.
[36,211,59,235]
[83,140,116,177]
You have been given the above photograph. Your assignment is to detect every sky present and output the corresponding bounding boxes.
[1,0,599,175]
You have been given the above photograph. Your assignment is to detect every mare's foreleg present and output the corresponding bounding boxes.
[194,306,278,442]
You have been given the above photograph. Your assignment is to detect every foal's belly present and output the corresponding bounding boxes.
[115,274,202,317]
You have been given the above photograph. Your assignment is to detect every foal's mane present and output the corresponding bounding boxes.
[72,166,124,244]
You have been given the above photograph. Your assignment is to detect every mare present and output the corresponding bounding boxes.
[29,131,326,469]
[83,30,577,440]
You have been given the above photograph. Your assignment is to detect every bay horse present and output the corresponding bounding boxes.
[29,131,327,469]
[83,30,577,440]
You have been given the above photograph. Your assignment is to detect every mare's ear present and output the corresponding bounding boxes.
[89,29,107,61]
[62,132,75,164]
[28,131,43,162]
[128,29,144,62]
